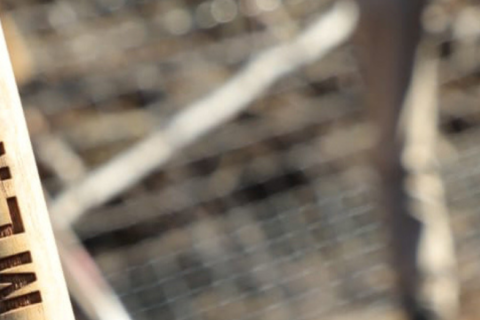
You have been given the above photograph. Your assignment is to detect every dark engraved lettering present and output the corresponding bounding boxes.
[0,253,42,314]
[0,252,32,271]
[7,197,24,234]
[0,197,24,237]
[0,273,37,298]
[0,167,11,180]
[0,142,43,314]
[0,292,42,314]
[0,225,13,238]
[0,142,14,238]
[0,143,25,236]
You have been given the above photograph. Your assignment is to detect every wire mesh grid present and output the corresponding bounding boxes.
[3,0,480,319]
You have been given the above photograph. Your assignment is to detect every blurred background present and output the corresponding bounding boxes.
[2,0,480,319]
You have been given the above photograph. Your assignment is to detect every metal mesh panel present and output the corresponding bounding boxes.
[3,0,480,319]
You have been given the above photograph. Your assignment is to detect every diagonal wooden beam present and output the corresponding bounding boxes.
[0,17,75,320]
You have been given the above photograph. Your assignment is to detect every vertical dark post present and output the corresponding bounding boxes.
[355,1,459,319]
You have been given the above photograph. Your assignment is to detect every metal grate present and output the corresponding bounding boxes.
[3,0,480,319]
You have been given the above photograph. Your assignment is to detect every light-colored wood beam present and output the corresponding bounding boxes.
[0,18,75,320]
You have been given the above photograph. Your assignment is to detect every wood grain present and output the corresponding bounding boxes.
[0,18,75,319]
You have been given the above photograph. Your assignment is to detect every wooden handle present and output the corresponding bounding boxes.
[0,19,75,319]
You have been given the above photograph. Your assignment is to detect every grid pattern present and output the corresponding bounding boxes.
[3,0,480,319]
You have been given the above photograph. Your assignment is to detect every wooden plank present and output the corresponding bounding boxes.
[0,18,75,320]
